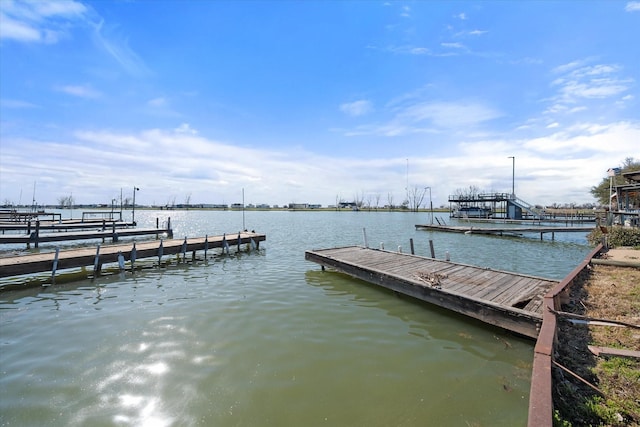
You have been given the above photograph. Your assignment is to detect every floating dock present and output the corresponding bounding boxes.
[0,227,173,247]
[0,231,265,288]
[415,223,594,240]
[0,218,174,248]
[305,246,558,338]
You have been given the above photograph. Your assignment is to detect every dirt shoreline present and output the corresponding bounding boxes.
[553,247,640,426]
[601,247,640,264]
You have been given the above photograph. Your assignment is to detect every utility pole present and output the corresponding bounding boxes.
[508,156,515,197]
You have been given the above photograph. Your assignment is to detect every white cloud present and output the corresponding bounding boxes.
[340,100,373,117]
[625,2,640,12]
[175,123,197,134]
[1,120,637,207]
[441,42,464,49]
[91,19,150,78]
[148,97,168,108]
[0,0,87,43]
[55,84,102,98]
[0,99,38,108]
[397,101,502,128]
[547,60,633,114]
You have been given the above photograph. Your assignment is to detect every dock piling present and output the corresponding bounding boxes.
[117,252,125,271]
[34,220,40,248]
[158,240,164,263]
[409,238,415,255]
[222,234,229,254]
[429,240,435,258]
[362,228,368,248]
[47,248,60,287]
[93,245,101,276]
[131,243,137,270]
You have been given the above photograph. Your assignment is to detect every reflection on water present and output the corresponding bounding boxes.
[0,210,593,426]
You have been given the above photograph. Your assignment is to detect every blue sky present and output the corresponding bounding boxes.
[1,0,638,208]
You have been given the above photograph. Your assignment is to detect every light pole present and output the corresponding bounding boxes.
[508,156,515,197]
[425,187,433,224]
[132,187,140,225]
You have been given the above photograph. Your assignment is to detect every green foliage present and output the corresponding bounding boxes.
[586,396,629,427]
[590,157,640,206]
[553,409,573,427]
[588,226,640,247]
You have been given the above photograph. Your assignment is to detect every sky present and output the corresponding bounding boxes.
[1,0,639,208]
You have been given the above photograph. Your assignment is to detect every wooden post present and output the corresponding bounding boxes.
[34,220,40,248]
[429,240,435,258]
[47,248,60,287]
[182,237,187,262]
[117,252,125,271]
[237,232,241,252]
[204,235,209,258]
[362,228,368,248]
[158,240,164,264]
[131,242,137,270]
[93,245,101,276]
[222,234,229,254]
[409,238,415,255]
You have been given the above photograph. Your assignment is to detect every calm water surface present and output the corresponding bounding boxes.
[0,210,593,426]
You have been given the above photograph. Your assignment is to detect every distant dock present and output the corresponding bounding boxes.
[305,246,558,338]
[0,231,265,289]
[0,217,174,248]
[415,224,595,240]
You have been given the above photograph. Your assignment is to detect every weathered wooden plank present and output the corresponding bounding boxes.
[0,232,265,281]
[588,346,640,358]
[305,246,557,338]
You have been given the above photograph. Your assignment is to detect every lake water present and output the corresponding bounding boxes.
[0,210,593,426]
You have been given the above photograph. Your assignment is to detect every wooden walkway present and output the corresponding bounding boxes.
[0,227,172,246]
[415,223,594,240]
[0,220,135,232]
[0,232,265,287]
[305,246,558,338]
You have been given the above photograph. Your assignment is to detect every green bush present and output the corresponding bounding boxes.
[588,226,640,248]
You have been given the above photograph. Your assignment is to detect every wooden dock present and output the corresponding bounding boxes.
[0,232,265,288]
[415,223,594,240]
[0,227,173,246]
[305,246,558,338]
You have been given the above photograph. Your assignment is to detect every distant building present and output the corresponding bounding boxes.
[289,203,308,209]
[612,169,640,226]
